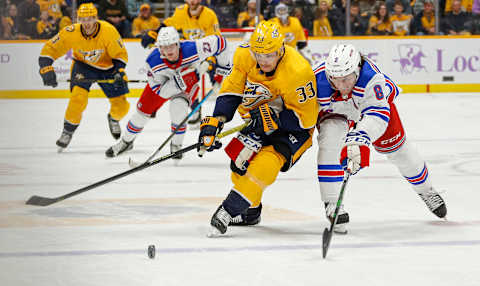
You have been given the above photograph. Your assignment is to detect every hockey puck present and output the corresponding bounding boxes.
[147,245,155,259]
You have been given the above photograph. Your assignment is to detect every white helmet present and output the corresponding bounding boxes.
[156,26,180,47]
[325,44,361,78]
[275,3,289,22]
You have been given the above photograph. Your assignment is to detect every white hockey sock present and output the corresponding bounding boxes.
[170,96,189,147]
[123,111,149,143]
[386,139,433,193]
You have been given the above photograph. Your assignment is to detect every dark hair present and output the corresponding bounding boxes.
[375,1,390,22]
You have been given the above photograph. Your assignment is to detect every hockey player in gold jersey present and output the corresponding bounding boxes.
[197,20,318,237]
[38,3,130,152]
[271,3,316,65]
[140,0,220,48]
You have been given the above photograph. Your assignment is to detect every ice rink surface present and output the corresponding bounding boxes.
[0,92,479,286]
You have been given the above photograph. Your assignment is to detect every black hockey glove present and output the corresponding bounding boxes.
[113,68,128,89]
[198,116,224,157]
[141,29,158,48]
[245,104,280,136]
[39,65,58,87]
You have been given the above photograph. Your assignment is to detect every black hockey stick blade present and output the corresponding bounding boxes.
[322,227,332,258]
[26,195,59,206]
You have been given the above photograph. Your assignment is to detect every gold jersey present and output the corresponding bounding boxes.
[40,20,128,70]
[37,0,63,20]
[132,15,161,37]
[271,17,306,48]
[164,4,220,40]
[391,14,412,36]
[219,45,318,129]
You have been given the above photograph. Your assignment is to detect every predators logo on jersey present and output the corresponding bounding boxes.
[78,49,104,64]
[243,80,272,109]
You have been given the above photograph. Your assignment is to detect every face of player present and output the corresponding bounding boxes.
[329,72,357,96]
[159,44,180,62]
[78,16,97,35]
[253,51,281,73]
[186,0,201,11]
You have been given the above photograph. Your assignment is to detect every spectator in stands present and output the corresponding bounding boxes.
[58,5,72,30]
[391,0,412,35]
[131,3,159,37]
[17,0,40,38]
[444,0,473,13]
[468,0,480,33]
[442,0,472,34]
[293,1,316,34]
[237,0,264,27]
[98,0,130,37]
[36,10,57,38]
[345,1,368,35]
[36,0,65,24]
[411,0,436,35]
[386,0,412,14]
[3,4,18,39]
[313,1,333,36]
[127,0,152,18]
[367,1,392,35]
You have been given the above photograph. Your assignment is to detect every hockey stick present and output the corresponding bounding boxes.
[66,79,148,83]
[127,84,220,168]
[25,122,247,207]
[322,170,351,259]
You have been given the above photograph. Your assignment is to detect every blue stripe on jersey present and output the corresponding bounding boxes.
[318,164,343,170]
[179,41,198,59]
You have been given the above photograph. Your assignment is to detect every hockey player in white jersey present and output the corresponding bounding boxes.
[105,27,231,159]
[314,44,447,233]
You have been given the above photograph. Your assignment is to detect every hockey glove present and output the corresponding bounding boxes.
[245,104,280,136]
[113,68,128,89]
[39,65,58,87]
[141,29,158,48]
[225,131,262,175]
[173,67,200,95]
[198,116,224,156]
[340,130,371,175]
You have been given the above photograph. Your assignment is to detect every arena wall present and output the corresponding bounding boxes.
[1,35,479,98]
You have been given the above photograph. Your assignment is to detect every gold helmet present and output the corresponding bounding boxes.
[249,20,284,55]
[77,3,98,19]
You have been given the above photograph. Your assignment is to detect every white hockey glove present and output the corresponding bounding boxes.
[340,130,371,175]
[224,132,262,175]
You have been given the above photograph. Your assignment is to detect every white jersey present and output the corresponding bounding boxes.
[145,35,231,99]
[314,57,401,142]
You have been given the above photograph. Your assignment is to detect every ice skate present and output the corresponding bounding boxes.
[56,131,73,153]
[325,202,350,234]
[418,187,447,219]
[207,205,232,238]
[105,139,133,158]
[107,114,121,140]
[230,203,262,226]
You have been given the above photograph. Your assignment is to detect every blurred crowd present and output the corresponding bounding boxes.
[1,0,479,40]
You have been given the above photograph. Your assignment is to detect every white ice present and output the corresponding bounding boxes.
[0,92,479,286]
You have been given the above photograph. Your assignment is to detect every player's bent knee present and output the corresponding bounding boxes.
[108,95,130,120]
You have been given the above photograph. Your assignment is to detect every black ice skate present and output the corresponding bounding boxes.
[418,188,447,218]
[105,139,133,158]
[107,114,121,140]
[230,203,262,226]
[325,202,350,234]
[207,205,232,237]
[56,131,73,153]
